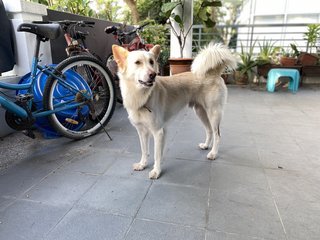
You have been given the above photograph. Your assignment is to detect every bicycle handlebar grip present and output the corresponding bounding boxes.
[82,21,95,26]
[105,26,117,34]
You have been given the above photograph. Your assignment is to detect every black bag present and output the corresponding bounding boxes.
[0,0,15,73]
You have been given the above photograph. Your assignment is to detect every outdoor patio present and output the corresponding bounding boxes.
[0,85,320,240]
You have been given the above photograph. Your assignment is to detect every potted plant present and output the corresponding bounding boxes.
[236,43,257,85]
[298,24,320,66]
[280,44,299,66]
[256,40,281,77]
[161,0,221,74]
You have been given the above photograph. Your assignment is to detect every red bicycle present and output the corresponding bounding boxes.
[105,22,154,103]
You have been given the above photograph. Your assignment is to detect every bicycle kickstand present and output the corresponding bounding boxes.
[22,129,35,139]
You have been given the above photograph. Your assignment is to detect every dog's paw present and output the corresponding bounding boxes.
[133,162,146,171]
[199,143,209,150]
[207,151,217,160]
[149,169,160,179]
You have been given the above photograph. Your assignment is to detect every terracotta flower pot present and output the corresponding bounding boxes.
[280,56,297,66]
[235,71,248,85]
[168,58,193,75]
[298,52,318,66]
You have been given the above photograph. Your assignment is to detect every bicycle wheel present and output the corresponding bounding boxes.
[43,55,116,139]
[106,53,123,104]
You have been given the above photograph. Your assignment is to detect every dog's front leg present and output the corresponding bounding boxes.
[133,125,150,171]
[149,128,165,179]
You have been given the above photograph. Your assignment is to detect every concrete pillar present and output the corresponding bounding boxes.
[170,0,193,58]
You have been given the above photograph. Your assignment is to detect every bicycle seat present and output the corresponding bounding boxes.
[18,23,61,40]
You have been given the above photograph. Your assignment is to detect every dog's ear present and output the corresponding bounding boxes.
[112,45,129,71]
[150,45,161,60]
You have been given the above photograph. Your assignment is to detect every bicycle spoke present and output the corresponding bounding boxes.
[43,55,116,139]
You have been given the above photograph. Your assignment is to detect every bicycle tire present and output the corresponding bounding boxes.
[106,53,123,104]
[43,55,116,139]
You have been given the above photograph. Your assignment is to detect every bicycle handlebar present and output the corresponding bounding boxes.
[104,22,150,36]
[56,20,95,28]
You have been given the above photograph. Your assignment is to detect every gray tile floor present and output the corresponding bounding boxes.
[1,86,320,240]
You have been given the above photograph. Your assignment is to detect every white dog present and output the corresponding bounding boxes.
[112,43,236,179]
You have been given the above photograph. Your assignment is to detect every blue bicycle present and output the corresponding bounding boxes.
[0,22,116,139]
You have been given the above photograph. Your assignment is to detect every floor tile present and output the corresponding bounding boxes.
[45,208,132,240]
[210,163,269,193]
[137,183,208,228]
[265,169,320,206]
[0,200,68,240]
[275,199,320,240]
[206,230,266,240]
[208,189,286,239]
[157,158,211,188]
[1,87,320,240]
[77,175,151,217]
[126,219,205,240]
[216,145,262,168]
[23,170,98,207]
[61,149,118,174]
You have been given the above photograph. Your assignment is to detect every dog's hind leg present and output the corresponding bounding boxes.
[194,104,213,150]
[133,125,150,171]
[149,128,165,179]
[206,109,223,160]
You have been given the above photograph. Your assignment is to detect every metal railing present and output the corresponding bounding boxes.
[192,23,318,54]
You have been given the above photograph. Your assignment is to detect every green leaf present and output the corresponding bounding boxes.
[173,14,183,25]
[161,2,180,14]
[198,8,208,21]
[204,19,216,28]
[202,0,222,7]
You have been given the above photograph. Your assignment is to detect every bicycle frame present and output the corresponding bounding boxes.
[0,38,90,120]
[61,21,92,57]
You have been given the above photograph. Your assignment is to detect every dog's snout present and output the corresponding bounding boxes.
[149,72,156,81]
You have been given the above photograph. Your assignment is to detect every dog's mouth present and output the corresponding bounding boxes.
[138,80,154,87]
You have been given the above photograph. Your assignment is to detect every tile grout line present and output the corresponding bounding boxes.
[134,216,206,230]
[204,161,214,240]
[123,179,153,240]
[257,149,288,240]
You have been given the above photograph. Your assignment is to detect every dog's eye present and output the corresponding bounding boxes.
[135,60,141,65]
[149,59,154,65]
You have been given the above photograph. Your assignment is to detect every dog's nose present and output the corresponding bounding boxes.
[149,72,156,81]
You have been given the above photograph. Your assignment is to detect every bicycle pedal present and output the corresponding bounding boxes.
[22,130,35,139]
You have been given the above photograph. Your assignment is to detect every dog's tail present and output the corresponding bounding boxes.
[191,43,237,78]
